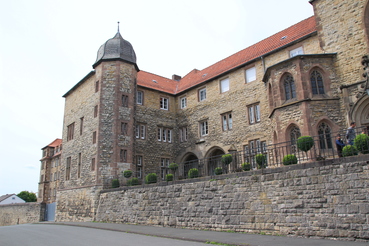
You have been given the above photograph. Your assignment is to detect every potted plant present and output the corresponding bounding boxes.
[111,179,120,188]
[145,173,157,184]
[255,154,267,169]
[188,168,199,179]
[214,167,223,175]
[166,173,174,182]
[282,154,298,165]
[221,154,233,165]
[241,162,251,171]
[297,136,314,153]
[123,170,133,179]
[354,134,369,154]
[342,145,358,157]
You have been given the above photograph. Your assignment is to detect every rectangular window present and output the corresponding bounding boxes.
[157,128,162,141]
[157,127,172,143]
[67,123,75,141]
[180,96,187,109]
[93,131,97,144]
[66,157,71,180]
[80,117,84,135]
[121,122,128,135]
[160,97,169,110]
[94,105,98,118]
[248,103,260,124]
[122,95,129,107]
[160,158,170,180]
[220,78,230,93]
[135,124,146,139]
[91,158,95,171]
[246,67,256,83]
[136,155,142,179]
[200,121,208,136]
[222,112,232,131]
[120,149,127,162]
[290,46,304,57]
[95,81,99,93]
[179,127,188,142]
[137,91,143,105]
[78,153,81,178]
[199,88,206,101]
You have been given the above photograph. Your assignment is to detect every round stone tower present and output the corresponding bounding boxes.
[93,31,139,188]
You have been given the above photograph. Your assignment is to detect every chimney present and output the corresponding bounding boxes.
[172,74,182,81]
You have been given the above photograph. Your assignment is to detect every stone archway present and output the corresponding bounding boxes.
[351,95,369,129]
[182,153,199,179]
[206,148,225,176]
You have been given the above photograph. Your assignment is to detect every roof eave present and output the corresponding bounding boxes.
[62,71,96,98]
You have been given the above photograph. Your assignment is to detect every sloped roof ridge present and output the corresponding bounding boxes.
[139,70,173,80]
[199,16,315,73]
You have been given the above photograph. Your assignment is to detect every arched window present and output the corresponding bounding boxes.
[318,122,332,149]
[289,125,301,153]
[290,126,301,144]
[311,70,324,95]
[284,75,296,100]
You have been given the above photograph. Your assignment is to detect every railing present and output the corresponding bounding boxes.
[117,127,368,187]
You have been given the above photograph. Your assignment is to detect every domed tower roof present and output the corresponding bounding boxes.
[93,31,138,70]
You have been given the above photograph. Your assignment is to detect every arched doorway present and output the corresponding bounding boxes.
[207,148,225,176]
[351,95,369,132]
[182,153,199,179]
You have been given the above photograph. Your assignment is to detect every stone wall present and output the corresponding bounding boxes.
[0,203,45,226]
[96,156,369,241]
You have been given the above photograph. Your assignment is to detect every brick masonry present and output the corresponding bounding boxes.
[95,156,369,241]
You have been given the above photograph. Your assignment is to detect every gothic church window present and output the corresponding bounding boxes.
[284,74,296,100]
[318,122,332,149]
[290,126,301,153]
[310,70,325,95]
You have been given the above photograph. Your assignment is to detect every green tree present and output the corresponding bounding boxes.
[17,191,37,202]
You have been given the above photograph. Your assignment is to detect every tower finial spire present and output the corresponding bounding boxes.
[117,21,120,33]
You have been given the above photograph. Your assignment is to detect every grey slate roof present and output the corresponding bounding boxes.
[93,32,137,68]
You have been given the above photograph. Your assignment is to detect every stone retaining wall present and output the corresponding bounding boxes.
[0,203,45,226]
[96,156,369,241]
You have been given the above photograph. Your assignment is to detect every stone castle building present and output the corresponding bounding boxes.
[39,0,369,221]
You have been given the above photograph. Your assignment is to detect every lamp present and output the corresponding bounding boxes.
[362,55,369,96]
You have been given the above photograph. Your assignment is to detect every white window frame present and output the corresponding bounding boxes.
[246,67,256,83]
[220,78,229,93]
[180,96,187,109]
[157,128,162,141]
[160,158,170,180]
[200,121,208,136]
[160,97,169,110]
[248,103,260,124]
[289,46,304,57]
[199,88,206,102]
[179,127,188,142]
[222,112,232,131]
[137,91,143,105]
[137,155,142,179]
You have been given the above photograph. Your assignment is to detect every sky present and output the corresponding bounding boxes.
[0,0,314,196]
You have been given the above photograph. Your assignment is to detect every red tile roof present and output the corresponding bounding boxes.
[137,16,316,95]
[43,138,62,149]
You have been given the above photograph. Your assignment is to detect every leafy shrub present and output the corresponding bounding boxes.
[168,163,179,172]
[127,178,139,186]
[221,154,233,165]
[214,167,223,175]
[123,170,133,178]
[241,162,251,171]
[354,134,369,154]
[188,168,199,179]
[145,173,157,184]
[297,136,314,152]
[166,174,174,181]
[342,145,358,157]
[283,154,298,165]
[255,154,267,169]
[111,179,120,188]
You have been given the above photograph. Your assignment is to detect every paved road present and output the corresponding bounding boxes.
[1,222,368,246]
[0,224,207,246]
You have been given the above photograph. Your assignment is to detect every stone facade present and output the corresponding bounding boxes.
[96,157,369,241]
[0,203,45,226]
[52,0,369,226]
